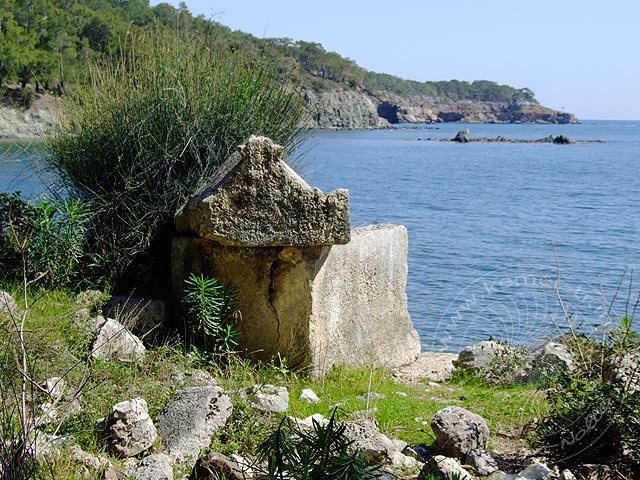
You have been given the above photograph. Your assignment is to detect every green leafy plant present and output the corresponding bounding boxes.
[0,191,88,288]
[183,273,240,356]
[256,408,380,480]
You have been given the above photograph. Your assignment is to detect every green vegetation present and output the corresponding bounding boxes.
[0,0,538,106]
[256,409,380,480]
[44,29,304,291]
[0,286,544,479]
[183,272,240,357]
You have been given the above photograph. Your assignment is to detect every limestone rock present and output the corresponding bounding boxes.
[467,448,499,475]
[504,461,557,480]
[529,341,575,381]
[91,317,146,361]
[393,351,457,383]
[190,452,250,480]
[175,136,350,247]
[302,89,389,129]
[102,296,166,341]
[420,455,472,480]
[97,398,157,458]
[44,377,65,401]
[300,388,320,404]
[431,406,490,459]
[391,451,420,470]
[172,369,218,388]
[289,413,329,430]
[0,290,17,317]
[308,224,421,374]
[68,445,112,476]
[239,384,289,413]
[156,386,232,461]
[614,349,640,396]
[134,453,174,480]
[342,419,396,464]
[454,340,510,373]
[454,340,528,384]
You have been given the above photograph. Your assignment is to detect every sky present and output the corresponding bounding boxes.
[150,0,640,120]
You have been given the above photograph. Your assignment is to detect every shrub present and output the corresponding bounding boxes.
[45,29,305,290]
[0,191,88,288]
[255,409,380,480]
[183,272,240,357]
[538,268,640,472]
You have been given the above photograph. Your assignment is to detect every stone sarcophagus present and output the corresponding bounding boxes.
[173,136,420,375]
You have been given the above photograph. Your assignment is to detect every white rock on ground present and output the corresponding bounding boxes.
[421,455,472,480]
[91,317,146,361]
[431,406,490,459]
[341,419,396,464]
[97,398,157,458]
[299,388,320,404]
[156,386,232,461]
[238,384,289,413]
[133,453,174,480]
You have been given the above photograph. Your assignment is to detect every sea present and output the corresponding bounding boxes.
[2,120,639,352]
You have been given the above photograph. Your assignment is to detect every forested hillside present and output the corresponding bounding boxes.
[1,0,536,103]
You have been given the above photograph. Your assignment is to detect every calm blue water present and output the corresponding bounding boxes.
[2,121,639,352]
[301,121,640,351]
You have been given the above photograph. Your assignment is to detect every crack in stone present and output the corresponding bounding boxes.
[267,251,282,352]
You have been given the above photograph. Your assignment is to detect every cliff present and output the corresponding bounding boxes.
[302,89,577,129]
[0,89,577,139]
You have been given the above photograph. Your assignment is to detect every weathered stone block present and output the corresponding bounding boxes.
[175,136,350,246]
[172,224,421,376]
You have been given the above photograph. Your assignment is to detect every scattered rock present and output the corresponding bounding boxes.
[300,388,320,404]
[190,452,250,480]
[91,317,146,362]
[391,451,420,470]
[614,349,640,396]
[393,351,456,383]
[560,469,576,480]
[467,448,499,475]
[504,461,556,480]
[96,398,157,458]
[289,413,329,430]
[68,445,112,476]
[420,455,472,480]
[102,296,166,341]
[342,418,396,464]
[553,134,573,144]
[172,369,218,388]
[134,453,174,480]
[529,341,575,382]
[44,377,65,401]
[454,340,528,384]
[431,406,490,459]
[156,386,232,461]
[0,290,17,317]
[453,129,471,142]
[238,384,289,413]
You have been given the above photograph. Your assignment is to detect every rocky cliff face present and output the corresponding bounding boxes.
[0,94,60,139]
[303,90,577,129]
[301,89,389,129]
[0,89,577,139]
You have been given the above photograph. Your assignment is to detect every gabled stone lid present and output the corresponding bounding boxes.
[175,136,350,246]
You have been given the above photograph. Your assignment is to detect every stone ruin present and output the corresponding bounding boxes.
[173,135,420,375]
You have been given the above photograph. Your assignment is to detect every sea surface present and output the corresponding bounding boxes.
[2,121,639,352]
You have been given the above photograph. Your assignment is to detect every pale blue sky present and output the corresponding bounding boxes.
[151,0,640,120]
